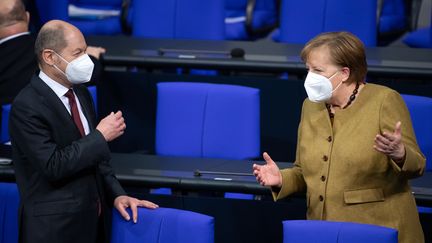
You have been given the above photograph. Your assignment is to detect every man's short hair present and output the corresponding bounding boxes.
[34,25,67,64]
[0,0,27,27]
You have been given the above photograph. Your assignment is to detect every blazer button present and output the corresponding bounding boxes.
[320,175,326,182]
[319,195,324,201]
[327,136,332,142]
[322,155,328,161]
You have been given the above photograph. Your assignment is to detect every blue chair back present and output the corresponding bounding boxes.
[71,0,122,7]
[0,183,20,243]
[283,220,398,243]
[35,0,69,23]
[35,0,123,35]
[225,0,278,40]
[0,104,11,144]
[402,0,432,48]
[278,0,377,46]
[155,82,260,160]
[87,85,98,115]
[132,0,225,40]
[403,26,432,48]
[403,7,432,48]
[401,94,432,171]
[111,207,214,243]
[379,0,406,34]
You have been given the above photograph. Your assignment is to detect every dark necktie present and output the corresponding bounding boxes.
[64,89,85,137]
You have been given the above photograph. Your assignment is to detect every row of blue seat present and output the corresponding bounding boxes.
[33,0,428,47]
[156,82,432,172]
[0,182,399,243]
[1,83,431,171]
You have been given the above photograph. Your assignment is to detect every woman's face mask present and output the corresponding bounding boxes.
[53,52,94,84]
[304,71,341,103]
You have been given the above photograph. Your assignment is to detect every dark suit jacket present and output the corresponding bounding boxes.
[9,75,125,243]
[0,34,37,105]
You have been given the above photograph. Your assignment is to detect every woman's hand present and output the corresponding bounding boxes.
[374,121,406,164]
[253,152,283,187]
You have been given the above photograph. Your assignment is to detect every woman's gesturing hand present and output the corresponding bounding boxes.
[374,121,406,164]
[253,152,283,187]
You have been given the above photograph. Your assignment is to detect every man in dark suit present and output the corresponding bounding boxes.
[9,20,158,243]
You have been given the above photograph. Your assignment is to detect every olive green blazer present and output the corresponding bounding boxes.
[273,84,425,243]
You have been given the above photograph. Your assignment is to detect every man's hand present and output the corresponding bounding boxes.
[96,111,126,142]
[86,46,106,59]
[114,195,159,223]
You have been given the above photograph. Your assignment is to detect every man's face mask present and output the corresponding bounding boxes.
[53,52,94,84]
[304,71,341,103]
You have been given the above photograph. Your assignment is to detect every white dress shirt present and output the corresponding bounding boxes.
[39,71,90,135]
[0,32,30,45]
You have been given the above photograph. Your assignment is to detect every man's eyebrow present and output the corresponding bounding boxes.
[73,46,87,53]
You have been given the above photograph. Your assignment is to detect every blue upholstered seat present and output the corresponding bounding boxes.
[155,82,260,160]
[35,0,125,35]
[402,0,432,48]
[0,183,20,243]
[132,0,224,40]
[111,207,214,243]
[275,0,377,46]
[403,27,432,48]
[154,82,260,199]
[87,85,97,115]
[225,0,279,40]
[283,220,398,243]
[401,94,432,171]
[379,0,407,34]
[0,104,11,144]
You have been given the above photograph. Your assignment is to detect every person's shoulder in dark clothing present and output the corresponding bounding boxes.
[0,34,38,105]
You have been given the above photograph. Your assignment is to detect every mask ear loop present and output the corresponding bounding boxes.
[51,51,69,78]
[329,71,344,94]
[328,71,339,80]
[52,51,70,65]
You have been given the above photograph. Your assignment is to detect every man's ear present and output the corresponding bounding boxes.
[25,11,30,25]
[41,49,56,66]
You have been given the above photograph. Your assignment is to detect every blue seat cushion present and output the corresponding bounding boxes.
[155,82,260,160]
[0,183,20,243]
[283,220,398,243]
[111,207,214,243]
[401,94,432,171]
[403,27,432,48]
[1,104,11,143]
[70,17,122,35]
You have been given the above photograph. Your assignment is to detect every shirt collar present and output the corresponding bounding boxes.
[0,32,30,45]
[39,71,70,98]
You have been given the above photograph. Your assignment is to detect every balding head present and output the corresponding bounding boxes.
[0,0,29,38]
[35,21,67,65]
[35,20,89,87]
[35,20,85,64]
[0,0,26,27]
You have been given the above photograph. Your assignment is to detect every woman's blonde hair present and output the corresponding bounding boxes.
[300,31,367,84]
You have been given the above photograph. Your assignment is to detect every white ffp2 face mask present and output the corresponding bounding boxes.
[304,71,341,103]
[54,52,94,84]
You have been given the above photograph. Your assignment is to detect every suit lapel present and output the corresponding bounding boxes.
[30,76,73,123]
[30,76,83,138]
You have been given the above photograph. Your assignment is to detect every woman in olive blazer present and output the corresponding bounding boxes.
[253,32,425,243]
